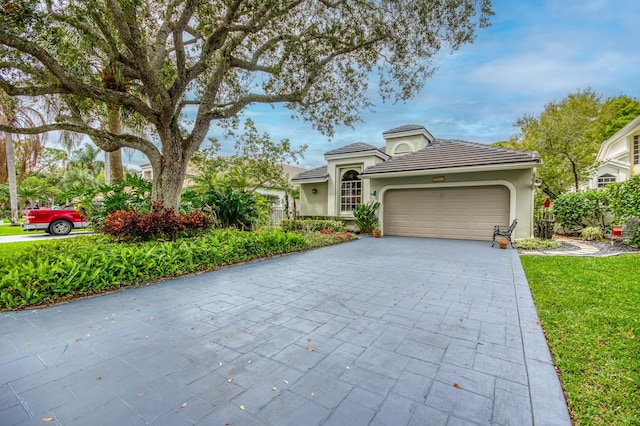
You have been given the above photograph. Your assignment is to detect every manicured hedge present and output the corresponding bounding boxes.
[281,219,344,232]
[0,228,356,310]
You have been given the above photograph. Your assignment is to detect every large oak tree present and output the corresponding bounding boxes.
[0,0,492,208]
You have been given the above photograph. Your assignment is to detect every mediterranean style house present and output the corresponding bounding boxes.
[588,114,640,189]
[292,125,541,241]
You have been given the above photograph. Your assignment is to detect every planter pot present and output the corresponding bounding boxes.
[372,229,382,238]
[498,239,508,249]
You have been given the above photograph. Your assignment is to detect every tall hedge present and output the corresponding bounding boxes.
[607,175,640,221]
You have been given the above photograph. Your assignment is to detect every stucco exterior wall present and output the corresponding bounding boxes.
[366,168,536,240]
[385,134,430,156]
[298,183,328,216]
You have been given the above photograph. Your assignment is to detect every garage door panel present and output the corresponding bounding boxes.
[384,186,509,241]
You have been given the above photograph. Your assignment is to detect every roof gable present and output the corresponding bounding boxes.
[292,166,328,182]
[324,142,382,156]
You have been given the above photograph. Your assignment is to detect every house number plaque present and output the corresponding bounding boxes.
[432,176,445,183]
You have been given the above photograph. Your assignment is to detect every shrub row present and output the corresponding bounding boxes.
[0,228,357,311]
[281,219,344,232]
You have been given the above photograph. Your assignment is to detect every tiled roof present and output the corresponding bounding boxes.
[361,139,540,175]
[382,124,426,135]
[292,166,328,182]
[325,142,382,156]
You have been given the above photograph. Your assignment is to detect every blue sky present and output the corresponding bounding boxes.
[129,0,640,170]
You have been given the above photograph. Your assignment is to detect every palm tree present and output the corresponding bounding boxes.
[0,95,46,223]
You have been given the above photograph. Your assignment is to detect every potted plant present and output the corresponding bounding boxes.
[353,201,380,236]
[498,238,509,249]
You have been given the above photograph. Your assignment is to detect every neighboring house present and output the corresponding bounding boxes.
[138,161,306,212]
[292,125,541,241]
[588,114,640,189]
[139,162,200,188]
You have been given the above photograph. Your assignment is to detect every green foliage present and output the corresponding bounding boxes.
[76,173,152,230]
[210,186,259,230]
[0,229,356,310]
[191,119,307,193]
[581,226,603,241]
[516,238,562,250]
[511,91,639,199]
[600,96,640,140]
[281,219,345,232]
[607,175,640,222]
[522,255,640,425]
[298,215,344,222]
[552,190,610,230]
[353,201,380,234]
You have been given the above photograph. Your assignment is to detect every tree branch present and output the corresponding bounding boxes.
[0,121,160,164]
[0,29,158,122]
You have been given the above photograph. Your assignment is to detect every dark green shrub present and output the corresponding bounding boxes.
[298,215,344,222]
[183,186,260,230]
[607,175,640,222]
[353,201,380,234]
[281,219,345,232]
[552,190,610,230]
[77,173,152,230]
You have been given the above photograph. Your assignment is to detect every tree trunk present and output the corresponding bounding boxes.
[107,104,124,184]
[1,114,19,224]
[151,151,188,210]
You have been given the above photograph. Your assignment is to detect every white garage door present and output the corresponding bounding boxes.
[383,186,509,240]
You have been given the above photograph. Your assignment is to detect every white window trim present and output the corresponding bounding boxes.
[339,168,362,213]
[597,174,616,188]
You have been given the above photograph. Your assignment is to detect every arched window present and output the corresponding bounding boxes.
[340,169,361,212]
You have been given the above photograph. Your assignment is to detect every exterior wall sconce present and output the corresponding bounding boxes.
[371,190,377,196]
[311,188,318,194]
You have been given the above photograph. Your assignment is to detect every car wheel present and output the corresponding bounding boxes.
[49,219,73,236]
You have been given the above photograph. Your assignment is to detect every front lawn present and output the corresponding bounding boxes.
[521,255,640,425]
[0,224,28,236]
[0,228,356,311]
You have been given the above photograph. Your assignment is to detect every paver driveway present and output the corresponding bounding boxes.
[0,237,571,425]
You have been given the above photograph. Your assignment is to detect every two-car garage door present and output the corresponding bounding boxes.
[383,186,509,241]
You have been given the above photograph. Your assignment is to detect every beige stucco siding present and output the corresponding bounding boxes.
[367,168,535,240]
[298,183,328,216]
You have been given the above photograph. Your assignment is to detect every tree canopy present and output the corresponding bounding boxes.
[507,90,640,199]
[0,0,492,208]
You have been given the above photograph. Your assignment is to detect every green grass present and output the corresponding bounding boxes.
[0,224,31,236]
[0,224,89,236]
[521,255,640,425]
